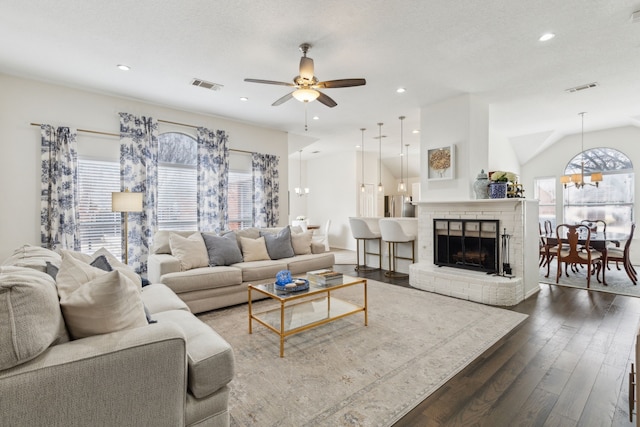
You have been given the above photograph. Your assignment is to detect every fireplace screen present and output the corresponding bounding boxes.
[433,219,499,273]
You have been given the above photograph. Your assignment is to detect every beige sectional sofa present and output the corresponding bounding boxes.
[147,227,335,314]
[0,246,234,427]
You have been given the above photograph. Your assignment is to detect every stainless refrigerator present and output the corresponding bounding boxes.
[384,195,415,217]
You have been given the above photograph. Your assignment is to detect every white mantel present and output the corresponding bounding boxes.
[409,198,540,306]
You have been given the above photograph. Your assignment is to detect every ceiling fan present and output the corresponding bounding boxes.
[244,43,366,108]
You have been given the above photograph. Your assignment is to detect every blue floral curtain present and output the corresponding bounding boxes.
[40,125,80,251]
[196,128,229,233]
[119,113,159,273]
[252,153,279,227]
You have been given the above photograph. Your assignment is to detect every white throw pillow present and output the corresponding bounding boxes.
[240,236,271,262]
[56,254,147,339]
[169,232,209,271]
[291,231,313,255]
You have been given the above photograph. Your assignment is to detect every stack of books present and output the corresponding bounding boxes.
[307,269,343,286]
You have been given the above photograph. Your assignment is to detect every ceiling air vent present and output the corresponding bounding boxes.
[565,82,599,93]
[631,10,640,23]
[191,78,223,91]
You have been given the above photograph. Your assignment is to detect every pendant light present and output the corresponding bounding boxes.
[294,150,309,196]
[397,116,406,193]
[560,112,602,189]
[405,143,409,193]
[377,122,384,193]
[360,128,366,192]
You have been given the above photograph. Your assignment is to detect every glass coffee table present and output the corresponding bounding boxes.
[248,276,367,357]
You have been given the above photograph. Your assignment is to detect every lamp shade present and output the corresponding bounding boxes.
[560,175,571,184]
[112,191,143,212]
[292,88,320,102]
[590,172,603,183]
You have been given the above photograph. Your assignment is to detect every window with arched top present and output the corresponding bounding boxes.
[563,147,634,233]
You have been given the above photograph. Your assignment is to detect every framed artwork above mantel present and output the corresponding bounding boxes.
[427,144,455,180]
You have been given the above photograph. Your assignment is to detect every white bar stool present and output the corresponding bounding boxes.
[379,218,416,278]
[348,217,382,271]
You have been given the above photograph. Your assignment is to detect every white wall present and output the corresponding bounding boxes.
[0,73,288,260]
[305,150,359,250]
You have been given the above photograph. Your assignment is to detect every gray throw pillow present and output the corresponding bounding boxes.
[260,226,295,260]
[201,233,244,266]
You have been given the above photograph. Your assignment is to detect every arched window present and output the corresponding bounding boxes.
[563,147,634,233]
[158,132,197,230]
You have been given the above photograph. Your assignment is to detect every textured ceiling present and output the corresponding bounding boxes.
[1,0,639,179]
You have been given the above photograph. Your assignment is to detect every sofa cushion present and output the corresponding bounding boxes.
[260,226,295,260]
[151,230,194,254]
[152,309,235,399]
[291,230,313,255]
[56,254,147,339]
[286,252,336,275]
[169,232,209,271]
[161,266,243,294]
[141,283,191,313]
[0,266,68,370]
[1,244,62,273]
[232,259,289,282]
[201,233,244,266]
[240,236,270,262]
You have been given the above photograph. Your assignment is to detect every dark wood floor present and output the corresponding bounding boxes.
[332,264,640,427]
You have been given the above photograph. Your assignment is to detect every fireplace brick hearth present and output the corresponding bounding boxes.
[410,199,539,306]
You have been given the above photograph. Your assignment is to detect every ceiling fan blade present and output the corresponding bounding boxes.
[244,78,295,87]
[272,92,294,106]
[299,57,314,81]
[316,92,337,108]
[316,78,366,89]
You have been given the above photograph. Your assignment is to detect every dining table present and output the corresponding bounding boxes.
[542,231,629,286]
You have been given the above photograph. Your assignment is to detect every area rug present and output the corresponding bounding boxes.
[198,280,528,427]
[539,263,639,298]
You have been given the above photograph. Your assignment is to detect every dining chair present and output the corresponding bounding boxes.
[556,223,602,288]
[311,219,331,251]
[539,221,558,275]
[606,223,636,285]
[580,219,607,233]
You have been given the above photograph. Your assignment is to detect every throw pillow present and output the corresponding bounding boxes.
[0,266,68,370]
[90,254,113,272]
[2,244,62,273]
[201,233,244,266]
[240,236,270,262]
[291,230,313,255]
[91,247,142,287]
[260,226,295,260]
[169,232,209,271]
[56,255,147,339]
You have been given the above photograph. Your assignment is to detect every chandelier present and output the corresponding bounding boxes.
[294,150,309,196]
[560,112,602,189]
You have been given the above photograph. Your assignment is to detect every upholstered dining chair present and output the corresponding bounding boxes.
[311,219,331,251]
[556,223,602,288]
[606,223,636,285]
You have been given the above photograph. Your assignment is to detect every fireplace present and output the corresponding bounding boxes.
[433,219,499,274]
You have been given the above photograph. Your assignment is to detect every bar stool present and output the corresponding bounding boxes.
[348,217,382,271]
[379,218,416,278]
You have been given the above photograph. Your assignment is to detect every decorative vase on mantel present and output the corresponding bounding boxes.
[489,182,508,199]
[473,169,490,199]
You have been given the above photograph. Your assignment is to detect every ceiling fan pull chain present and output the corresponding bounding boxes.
[304,102,308,131]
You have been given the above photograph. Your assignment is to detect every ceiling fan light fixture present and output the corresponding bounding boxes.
[292,88,320,103]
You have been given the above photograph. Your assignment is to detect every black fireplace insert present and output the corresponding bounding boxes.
[433,219,499,274]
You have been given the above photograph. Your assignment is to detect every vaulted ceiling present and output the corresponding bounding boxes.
[2,1,639,179]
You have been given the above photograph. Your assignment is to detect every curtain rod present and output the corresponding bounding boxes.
[30,122,119,138]
[157,119,252,154]
[30,121,253,155]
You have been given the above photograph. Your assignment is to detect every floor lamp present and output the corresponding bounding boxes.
[111,189,143,264]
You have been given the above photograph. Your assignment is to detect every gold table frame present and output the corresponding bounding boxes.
[248,277,367,357]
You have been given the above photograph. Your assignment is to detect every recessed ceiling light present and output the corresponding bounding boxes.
[240,97,248,101]
[539,33,555,42]
[355,145,361,149]
[412,129,420,134]
[313,116,319,120]
[117,64,131,71]
[396,87,406,93]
